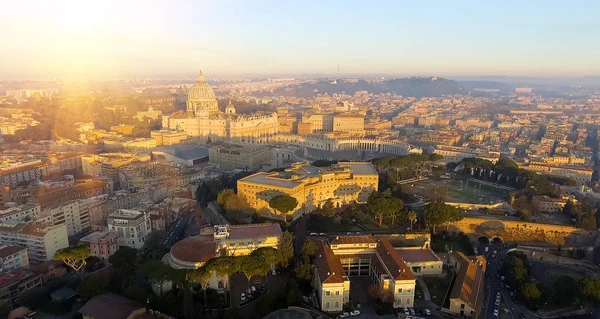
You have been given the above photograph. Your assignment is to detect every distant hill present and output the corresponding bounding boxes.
[272,77,464,98]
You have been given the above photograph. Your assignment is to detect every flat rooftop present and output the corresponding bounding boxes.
[338,162,377,175]
[110,209,143,219]
[238,172,302,189]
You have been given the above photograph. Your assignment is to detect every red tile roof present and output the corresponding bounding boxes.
[170,235,216,264]
[228,223,282,240]
[330,235,377,245]
[0,245,26,258]
[449,251,486,310]
[375,237,415,281]
[79,293,143,319]
[314,240,346,284]
[398,249,441,263]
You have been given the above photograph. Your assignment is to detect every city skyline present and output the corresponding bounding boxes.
[1,0,599,79]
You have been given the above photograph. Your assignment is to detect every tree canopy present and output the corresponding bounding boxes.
[269,195,298,222]
[217,189,235,206]
[422,202,463,232]
[108,247,138,271]
[579,277,600,303]
[277,231,294,268]
[53,242,90,271]
[367,195,404,226]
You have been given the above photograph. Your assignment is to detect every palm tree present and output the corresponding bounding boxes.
[408,211,417,231]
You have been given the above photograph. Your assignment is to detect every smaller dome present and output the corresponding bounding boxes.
[225,101,236,114]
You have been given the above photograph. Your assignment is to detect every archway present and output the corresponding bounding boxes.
[492,237,503,245]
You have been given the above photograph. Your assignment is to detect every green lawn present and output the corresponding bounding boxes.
[307,214,362,233]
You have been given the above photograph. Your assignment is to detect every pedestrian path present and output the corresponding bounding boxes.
[417,277,431,301]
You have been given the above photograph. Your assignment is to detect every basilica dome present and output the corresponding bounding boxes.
[188,70,216,101]
[186,70,219,114]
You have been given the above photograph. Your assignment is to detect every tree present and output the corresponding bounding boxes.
[579,213,597,230]
[240,255,269,288]
[217,189,235,206]
[251,247,281,267]
[286,279,303,306]
[77,274,108,301]
[108,247,138,271]
[203,256,241,304]
[301,240,318,261]
[277,231,294,268]
[520,283,541,305]
[562,199,576,217]
[368,196,404,226]
[422,202,463,233]
[321,199,336,218]
[269,195,298,222]
[579,277,600,304]
[144,230,165,251]
[186,267,212,307]
[53,242,90,271]
[408,211,417,230]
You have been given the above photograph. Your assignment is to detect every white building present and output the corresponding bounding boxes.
[35,201,89,237]
[107,209,151,249]
[0,245,29,271]
[0,222,68,264]
[0,203,40,222]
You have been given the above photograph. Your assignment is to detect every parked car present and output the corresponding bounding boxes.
[403,307,410,315]
[493,309,499,316]
[340,313,350,318]
[251,286,256,293]
[409,308,415,315]
[350,310,360,316]
[254,278,261,284]
[424,309,431,316]
[309,232,318,236]
[319,233,326,236]
[241,293,246,301]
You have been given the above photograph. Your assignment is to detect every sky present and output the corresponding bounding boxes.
[1,0,599,79]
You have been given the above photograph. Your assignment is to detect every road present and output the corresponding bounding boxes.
[161,211,193,247]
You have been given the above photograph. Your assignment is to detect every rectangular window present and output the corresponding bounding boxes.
[335,291,340,296]
[325,291,330,296]
[398,288,402,293]
[461,304,465,309]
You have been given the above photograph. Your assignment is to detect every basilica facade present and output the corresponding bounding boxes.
[161,71,279,144]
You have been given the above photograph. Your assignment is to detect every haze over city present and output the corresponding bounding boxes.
[2,0,600,79]
[3,2,600,319]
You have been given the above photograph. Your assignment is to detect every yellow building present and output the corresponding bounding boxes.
[237,162,378,220]
[519,162,593,184]
[446,252,486,319]
[333,113,365,136]
[312,236,417,312]
[151,130,188,146]
[110,124,135,136]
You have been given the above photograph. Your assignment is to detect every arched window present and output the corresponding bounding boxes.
[325,302,330,309]
[334,301,340,309]
[406,298,411,306]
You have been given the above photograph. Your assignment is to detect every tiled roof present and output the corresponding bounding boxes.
[170,235,216,264]
[79,293,143,319]
[228,223,282,240]
[0,245,26,258]
[398,249,441,263]
[314,240,346,284]
[330,235,377,245]
[375,237,415,281]
[449,251,486,310]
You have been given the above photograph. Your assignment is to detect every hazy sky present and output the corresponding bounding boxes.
[1,0,599,79]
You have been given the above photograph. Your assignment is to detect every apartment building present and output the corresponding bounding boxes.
[238,162,378,220]
[0,222,69,263]
[151,130,188,146]
[0,245,29,271]
[35,201,89,237]
[0,161,46,187]
[312,236,417,312]
[80,231,118,261]
[36,180,107,209]
[0,203,40,222]
[519,162,593,184]
[0,270,42,308]
[107,209,151,249]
